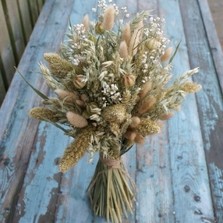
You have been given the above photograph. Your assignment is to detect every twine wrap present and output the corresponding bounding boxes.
[88,154,135,223]
[100,156,121,169]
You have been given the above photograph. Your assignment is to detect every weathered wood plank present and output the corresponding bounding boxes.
[159,0,214,222]
[179,0,223,222]
[0,70,6,105]
[136,130,174,223]
[198,0,223,94]
[2,0,26,63]
[28,0,39,27]
[17,0,33,43]
[12,123,70,223]
[0,0,74,222]
[135,1,175,223]
[37,0,44,14]
[0,1,16,86]
[207,0,223,48]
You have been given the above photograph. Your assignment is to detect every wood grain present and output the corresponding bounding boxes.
[179,0,223,221]
[0,1,16,87]
[160,1,215,222]
[0,70,6,105]
[0,0,222,222]
[0,0,74,222]
[28,0,39,27]
[17,0,33,43]
[2,0,25,62]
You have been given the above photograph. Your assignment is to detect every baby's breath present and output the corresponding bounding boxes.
[30,1,201,172]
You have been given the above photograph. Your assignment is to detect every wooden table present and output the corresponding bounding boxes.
[0,0,223,222]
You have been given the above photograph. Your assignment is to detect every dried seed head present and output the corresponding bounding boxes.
[134,133,144,144]
[75,99,86,107]
[138,81,152,99]
[110,123,121,137]
[159,113,173,120]
[95,22,104,34]
[82,14,90,31]
[124,130,137,142]
[146,39,161,50]
[80,94,89,102]
[44,53,73,78]
[138,96,156,115]
[121,23,131,45]
[181,82,202,93]
[29,107,59,122]
[102,104,126,124]
[136,118,160,136]
[161,47,173,62]
[66,111,88,128]
[55,89,79,102]
[102,5,116,30]
[129,21,144,56]
[59,127,93,172]
[123,74,135,88]
[119,41,129,59]
[129,116,141,128]
[73,75,87,89]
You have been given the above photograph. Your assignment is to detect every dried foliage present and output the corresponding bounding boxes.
[28,1,201,222]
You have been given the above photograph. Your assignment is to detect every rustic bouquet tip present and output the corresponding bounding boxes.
[29,1,201,222]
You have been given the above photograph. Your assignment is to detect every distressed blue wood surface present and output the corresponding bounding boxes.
[179,0,223,221]
[0,0,74,222]
[160,0,214,222]
[0,0,223,222]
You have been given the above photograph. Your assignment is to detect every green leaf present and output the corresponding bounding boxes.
[16,68,49,100]
[49,122,69,134]
[169,40,181,64]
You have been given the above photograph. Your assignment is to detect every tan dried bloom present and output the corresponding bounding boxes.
[75,99,86,107]
[124,130,137,142]
[146,39,161,50]
[134,133,144,144]
[129,116,141,128]
[44,53,73,78]
[29,107,59,122]
[161,47,173,62]
[138,81,152,99]
[181,82,202,93]
[102,104,126,124]
[73,75,87,89]
[121,23,131,45]
[66,111,88,128]
[82,14,90,31]
[55,89,79,102]
[136,118,160,136]
[119,41,129,59]
[159,113,173,120]
[102,5,116,30]
[138,96,156,115]
[59,127,94,172]
[129,21,144,56]
[110,123,121,137]
[123,74,135,88]
[80,94,89,102]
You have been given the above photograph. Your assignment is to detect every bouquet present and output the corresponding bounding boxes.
[28,1,201,222]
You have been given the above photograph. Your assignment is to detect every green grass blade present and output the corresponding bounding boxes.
[169,40,181,64]
[16,68,49,100]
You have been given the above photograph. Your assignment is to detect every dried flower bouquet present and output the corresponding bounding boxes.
[28,1,201,222]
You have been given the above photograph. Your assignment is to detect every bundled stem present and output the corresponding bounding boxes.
[88,154,135,223]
